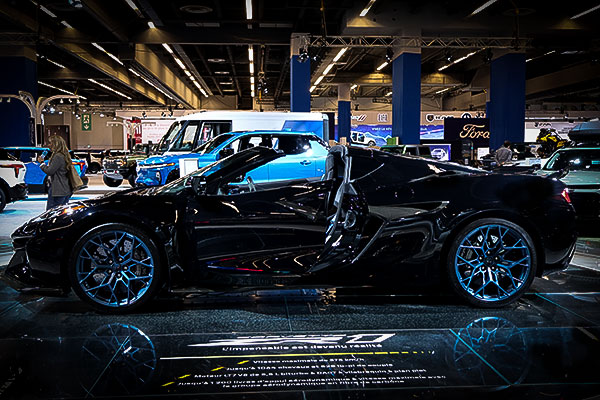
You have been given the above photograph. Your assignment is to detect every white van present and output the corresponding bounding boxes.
[155,111,329,155]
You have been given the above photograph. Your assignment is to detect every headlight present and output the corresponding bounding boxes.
[139,162,176,169]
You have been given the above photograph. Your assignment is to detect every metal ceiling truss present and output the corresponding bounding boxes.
[308,36,532,49]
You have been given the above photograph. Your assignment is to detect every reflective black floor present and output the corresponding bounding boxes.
[0,264,599,399]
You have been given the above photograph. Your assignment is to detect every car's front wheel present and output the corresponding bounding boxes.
[447,218,537,307]
[68,223,162,313]
[102,175,122,187]
[0,188,6,212]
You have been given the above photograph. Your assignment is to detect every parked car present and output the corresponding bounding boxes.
[136,131,329,186]
[0,148,27,212]
[3,146,576,312]
[102,144,155,187]
[3,147,88,193]
[380,144,432,158]
[74,150,104,174]
[350,131,385,147]
[534,121,600,234]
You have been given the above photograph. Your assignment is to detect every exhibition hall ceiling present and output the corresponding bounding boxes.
[0,0,599,108]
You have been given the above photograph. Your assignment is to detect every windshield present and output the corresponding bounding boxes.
[192,134,234,155]
[544,149,600,171]
[157,121,184,153]
[156,147,279,194]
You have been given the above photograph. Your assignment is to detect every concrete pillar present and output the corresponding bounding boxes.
[489,52,526,150]
[391,49,421,144]
[290,34,310,112]
[0,49,37,146]
[337,83,351,142]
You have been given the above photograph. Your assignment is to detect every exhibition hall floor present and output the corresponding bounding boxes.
[0,177,599,399]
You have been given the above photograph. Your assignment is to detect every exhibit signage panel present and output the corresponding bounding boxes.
[81,113,92,131]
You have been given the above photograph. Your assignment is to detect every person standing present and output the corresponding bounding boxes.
[38,135,74,210]
[494,140,513,166]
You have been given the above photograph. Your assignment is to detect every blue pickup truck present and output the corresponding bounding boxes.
[136,131,329,186]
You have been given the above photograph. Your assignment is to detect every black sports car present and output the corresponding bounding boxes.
[2,146,577,312]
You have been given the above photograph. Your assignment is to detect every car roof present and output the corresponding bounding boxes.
[224,130,319,136]
[556,146,599,151]
[3,146,49,150]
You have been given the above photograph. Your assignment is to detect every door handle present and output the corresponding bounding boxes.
[300,160,312,166]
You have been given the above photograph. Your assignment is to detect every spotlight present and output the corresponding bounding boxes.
[6,98,10,103]
[385,48,394,62]
[142,111,147,118]
[446,52,453,62]
[298,47,309,63]
[60,98,64,104]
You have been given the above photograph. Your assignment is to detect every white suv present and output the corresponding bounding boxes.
[0,149,27,212]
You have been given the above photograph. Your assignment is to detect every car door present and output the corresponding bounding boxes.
[180,148,331,286]
[267,135,318,181]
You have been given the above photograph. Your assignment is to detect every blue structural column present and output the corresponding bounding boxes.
[489,53,526,151]
[0,54,37,147]
[290,55,311,112]
[337,83,351,142]
[391,51,421,144]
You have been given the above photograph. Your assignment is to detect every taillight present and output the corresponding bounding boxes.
[0,164,24,178]
[561,188,571,204]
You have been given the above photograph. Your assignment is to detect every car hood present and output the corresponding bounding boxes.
[560,171,600,187]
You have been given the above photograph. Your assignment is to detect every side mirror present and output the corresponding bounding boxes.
[191,175,207,195]
[218,147,234,159]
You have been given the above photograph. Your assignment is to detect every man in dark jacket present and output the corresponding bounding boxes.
[494,140,513,166]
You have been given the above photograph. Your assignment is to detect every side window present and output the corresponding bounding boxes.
[199,121,233,144]
[178,121,200,151]
[20,151,36,162]
[309,139,329,156]
[405,147,417,156]
[274,136,311,155]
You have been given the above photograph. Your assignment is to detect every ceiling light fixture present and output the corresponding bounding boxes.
[385,91,392,96]
[376,61,388,71]
[314,76,324,85]
[192,80,208,97]
[184,70,192,77]
[147,21,156,28]
[46,58,66,69]
[124,0,139,11]
[469,0,498,16]
[61,20,73,28]
[526,50,555,63]
[435,87,451,94]
[128,68,141,77]
[91,42,124,65]
[351,84,357,90]
[309,85,316,93]
[359,0,376,17]
[438,50,479,71]
[246,0,252,19]
[162,43,174,54]
[322,64,334,75]
[332,47,348,62]
[38,81,87,99]
[88,78,132,100]
[570,4,600,19]
[173,57,186,70]
[40,5,57,18]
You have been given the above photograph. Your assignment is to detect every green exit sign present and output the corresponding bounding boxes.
[81,113,92,131]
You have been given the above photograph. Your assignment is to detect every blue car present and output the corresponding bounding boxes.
[3,147,88,193]
[136,131,329,186]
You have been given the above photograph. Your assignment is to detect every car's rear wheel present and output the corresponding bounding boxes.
[103,175,122,187]
[447,218,537,307]
[0,188,6,212]
[68,223,162,313]
[88,163,101,174]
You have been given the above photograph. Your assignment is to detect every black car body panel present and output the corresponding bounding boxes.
[4,146,577,302]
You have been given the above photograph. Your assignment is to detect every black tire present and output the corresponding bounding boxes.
[103,175,123,187]
[446,218,537,308]
[127,174,137,187]
[88,163,101,174]
[43,177,50,194]
[166,169,179,184]
[68,223,163,313]
[0,188,6,212]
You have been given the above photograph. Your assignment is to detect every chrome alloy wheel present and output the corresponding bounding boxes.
[75,230,155,308]
[454,224,532,303]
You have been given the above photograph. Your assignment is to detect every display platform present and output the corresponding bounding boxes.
[0,178,599,399]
